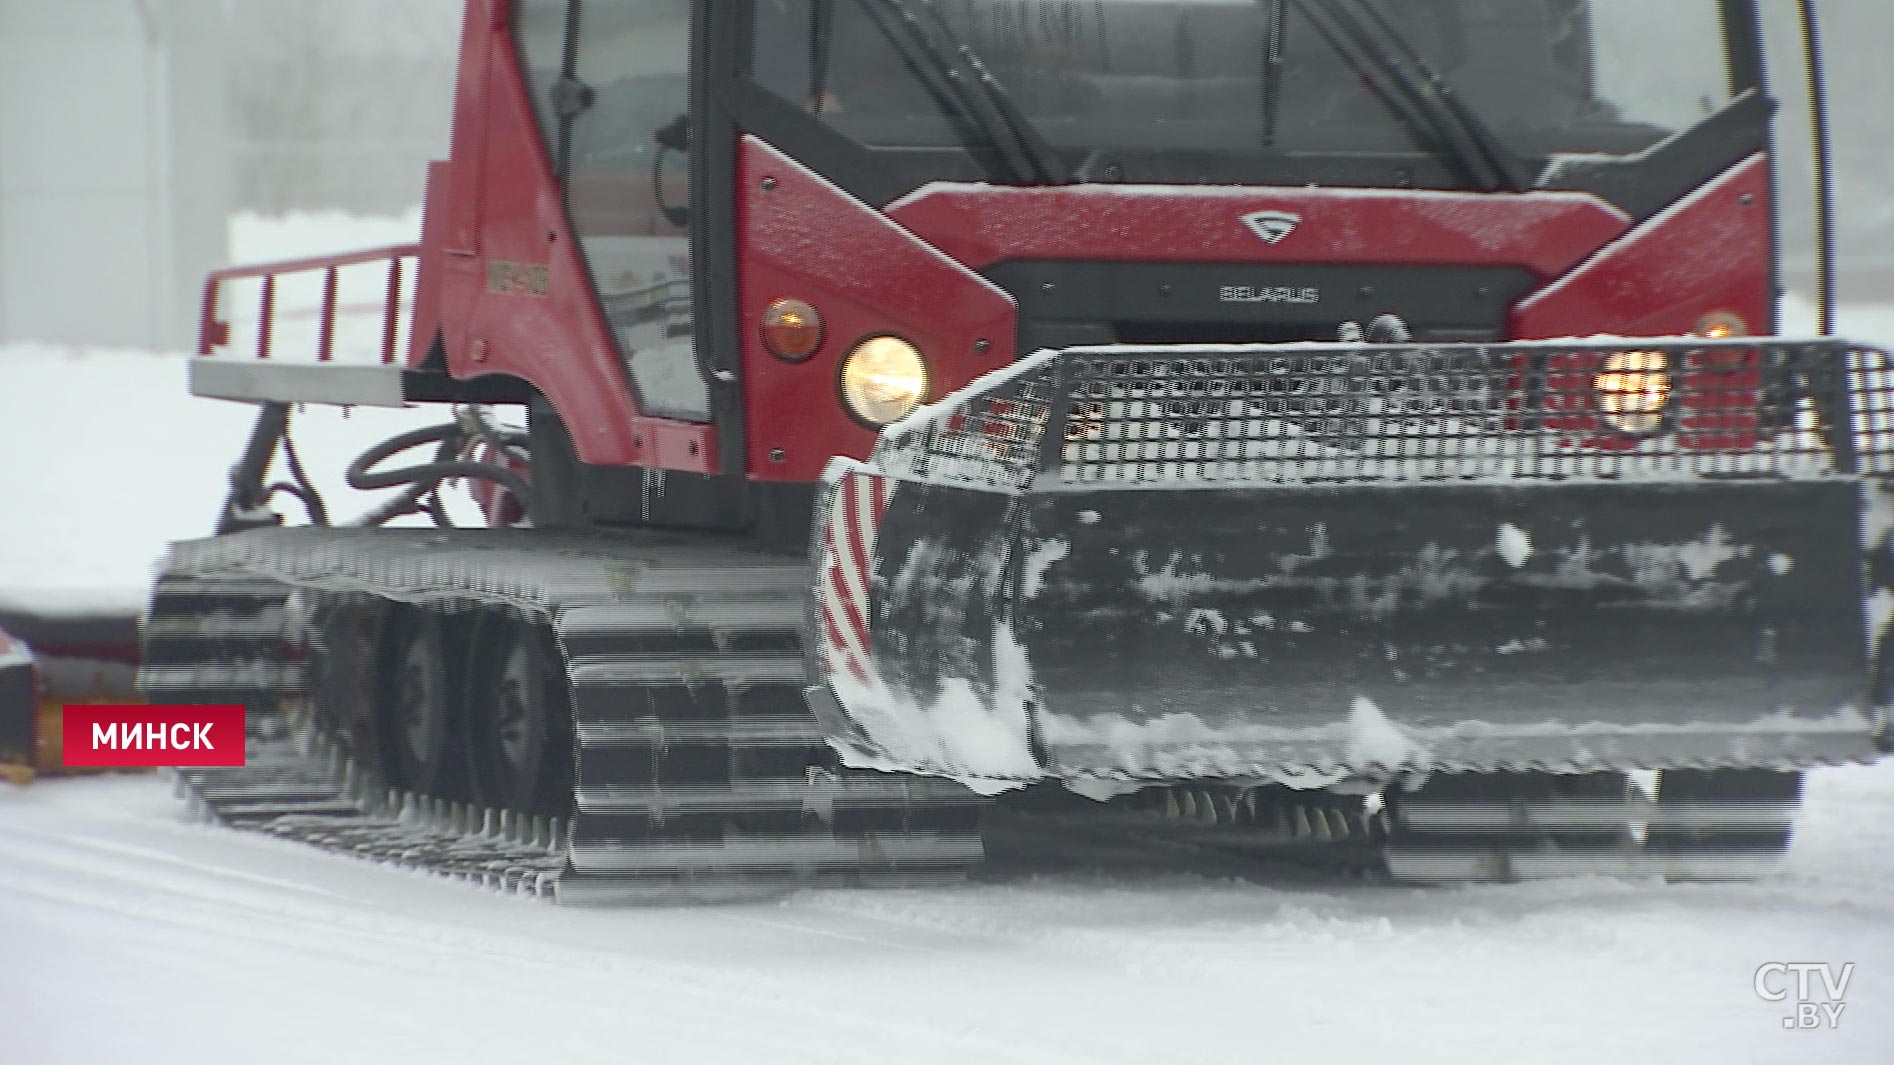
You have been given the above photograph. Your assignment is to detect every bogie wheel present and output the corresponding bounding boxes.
[374,607,465,799]
[465,610,573,818]
[304,596,384,767]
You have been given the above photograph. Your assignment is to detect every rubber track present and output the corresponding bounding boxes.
[1381,771,1804,882]
[138,527,986,903]
[142,576,564,894]
[1085,779,1800,883]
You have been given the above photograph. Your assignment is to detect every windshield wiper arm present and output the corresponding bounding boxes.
[1346,0,1523,192]
[857,0,1066,184]
[912,0,1067,184]
[1286,0,1524,192]
[809,0,836,114]
[1261,0,1286,146]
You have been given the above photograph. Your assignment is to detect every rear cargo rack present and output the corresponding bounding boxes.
[192,245,421,407]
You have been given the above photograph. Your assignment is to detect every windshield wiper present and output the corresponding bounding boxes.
[1261,0,1286,147]
[1286,0,1524,192]
[913,0,1069,184]
[809,0,836,115]
[856,0,1066,184]
[1346,0,1524,191]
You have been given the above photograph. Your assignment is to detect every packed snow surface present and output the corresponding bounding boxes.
[2,766,1891,1064]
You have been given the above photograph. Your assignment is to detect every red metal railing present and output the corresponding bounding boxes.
[199,245,422,364]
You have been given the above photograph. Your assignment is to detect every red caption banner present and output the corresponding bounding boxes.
[62,705,246,768]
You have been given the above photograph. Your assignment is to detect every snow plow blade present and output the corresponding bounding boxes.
[807,338,1894,789]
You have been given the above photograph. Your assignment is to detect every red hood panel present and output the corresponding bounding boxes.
[885,182,1633,279]
[1511,153,1774,339]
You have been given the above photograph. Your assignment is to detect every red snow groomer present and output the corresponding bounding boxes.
[145,0,1890,899]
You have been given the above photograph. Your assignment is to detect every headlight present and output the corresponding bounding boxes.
[840,336,928,425]
[1595,350,1670,434]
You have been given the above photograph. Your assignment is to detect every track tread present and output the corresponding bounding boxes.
[138,527,986,902]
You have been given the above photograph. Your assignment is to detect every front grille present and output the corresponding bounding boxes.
[871,339,1894,492]
[1109,321,1353,346]
[1107,321,1505,347]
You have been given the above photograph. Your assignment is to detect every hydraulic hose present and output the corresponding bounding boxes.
[346,422,533,527]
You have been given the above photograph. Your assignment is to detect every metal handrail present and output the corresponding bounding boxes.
[199,244,422,364]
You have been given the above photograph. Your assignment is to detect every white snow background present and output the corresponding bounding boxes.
[0,213,1891,1063]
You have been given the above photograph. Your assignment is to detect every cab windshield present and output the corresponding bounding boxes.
[753,0,1738,176]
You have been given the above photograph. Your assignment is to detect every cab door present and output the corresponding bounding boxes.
[512,0,706,421]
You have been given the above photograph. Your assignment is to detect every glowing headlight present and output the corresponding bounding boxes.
[1595,350,1670,434]
[840,336,928,425]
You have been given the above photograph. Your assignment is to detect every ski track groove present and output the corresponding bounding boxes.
[3,755,1893,1063]
[0,789,1132,1065]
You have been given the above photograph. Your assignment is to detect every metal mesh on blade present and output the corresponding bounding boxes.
[1051,339,1888,487]
[1849,346,1894,474]
[873,361,1058,491]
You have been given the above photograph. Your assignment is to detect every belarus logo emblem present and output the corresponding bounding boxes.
[1242,210,1301,245]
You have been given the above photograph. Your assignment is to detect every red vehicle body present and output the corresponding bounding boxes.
[394,0,1777,480]
[154,0,1891,898]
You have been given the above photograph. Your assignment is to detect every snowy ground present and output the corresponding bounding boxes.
[2,219,1892,1063]
[1,765,1890,1064]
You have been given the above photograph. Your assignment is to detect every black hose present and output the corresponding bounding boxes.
[422,488,453,528]
[466,407,531,465]
[266,480,328,526]
[215,402,291,535]
[279,430,330,526]
[347,424,533,501]
[352,481,434,529]
[422,431,461,529]
[345,423,455,490]
[355,424,459,528]
[346,422,534,527]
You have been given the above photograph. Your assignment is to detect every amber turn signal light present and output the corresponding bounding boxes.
[1695,310,1748,339]
[761,298,824,362]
